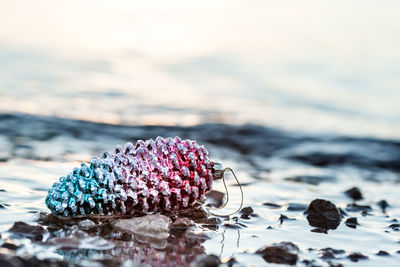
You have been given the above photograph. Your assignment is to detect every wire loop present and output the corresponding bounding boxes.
[206,167,244,217]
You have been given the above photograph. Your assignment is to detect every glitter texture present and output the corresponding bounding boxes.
[45,137,215,217]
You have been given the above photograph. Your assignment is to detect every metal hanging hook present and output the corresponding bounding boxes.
[207,167,244,217]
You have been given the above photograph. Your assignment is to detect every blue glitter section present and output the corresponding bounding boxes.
[45,155,118,217]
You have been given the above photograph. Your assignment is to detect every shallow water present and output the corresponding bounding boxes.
[0,113,399,266]
[1,1,400,266]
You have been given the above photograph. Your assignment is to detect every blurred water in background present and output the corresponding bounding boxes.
[0,0,399,139]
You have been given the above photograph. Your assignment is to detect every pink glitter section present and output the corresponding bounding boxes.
[114,137,214,213]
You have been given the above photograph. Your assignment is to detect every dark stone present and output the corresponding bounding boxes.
[344,187,363,200]
[9,222,45,238]
[279,214,296,224]
[262,202,281,208]
[285,175,336,185]
[345,217,359,229]
[388,224,400,230]
[319,248,345,259]
[0,204,5,209]
[345,204,372,212]
[1,242,21,250]
[226,257,236,267]
[287,203,308,211]
[304,199,341,231]
[377,200,389,213]
[347,252,368,262]
[171,217,195,230]
[199,217,221,230]
[205,190,225,208]
[224,223,247,229]
[376,250,390,256]
[302,259,320,267]
[256,242,299,265]
[195,254,221,267]
[338,208,348,217]
[240,206,254,219]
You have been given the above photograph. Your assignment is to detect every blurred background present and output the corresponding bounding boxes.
[1,0,399,139]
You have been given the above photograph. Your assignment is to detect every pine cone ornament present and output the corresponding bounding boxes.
[45,137,220,217]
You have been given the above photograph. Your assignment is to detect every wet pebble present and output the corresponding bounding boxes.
[262,202,281,209]
[193,254,221,267]
[347,252,368,262]
[199,217,221,230]
[78,219,96,230]
[345,203,372,213]
[319,247,345,259]
[284,175,336,185]
[279,214,296,224]
[171,217,195,230]
[240,206,254,219]
[1,242,21,250]
[388,223,400,230]
[344,187,363,200]
[224,222,247,229]
[377,200,389,213]
[287,203,308,211]
[256,241,299,265]
[345,217,359,229]
[376,250,390,256]
[205,190,225,208]
[113,214,171,239]
[304,199,341,231]
[9,221,45,241]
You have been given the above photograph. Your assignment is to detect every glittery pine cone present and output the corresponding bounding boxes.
[45,137,216,217]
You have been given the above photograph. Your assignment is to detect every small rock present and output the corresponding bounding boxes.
[388,224,400,230]
[224,223,247,229]
[194,254,221,267]
[345,217,359,229]
[263,202,281,208]
[199,217,221,230]
[344,187,363,201]
[176,205,208,220]
[287,203,308,211]
[345,204,372,212]
[9,221,45,240]
[285,175,335,185]
[114,214,171,239]
[279,214,296,224]
[1,242,21,250]
[347,252,368,262]
[319,248,345,259]
[240,206,254,219]
[205,190,225,207]
[338,208,348,217]
[78,219,96,230]
[377,200,389,213]
[256,241,299,265]
[304,199,341,231]
[376,250,390,256]
[172,217,195,230]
